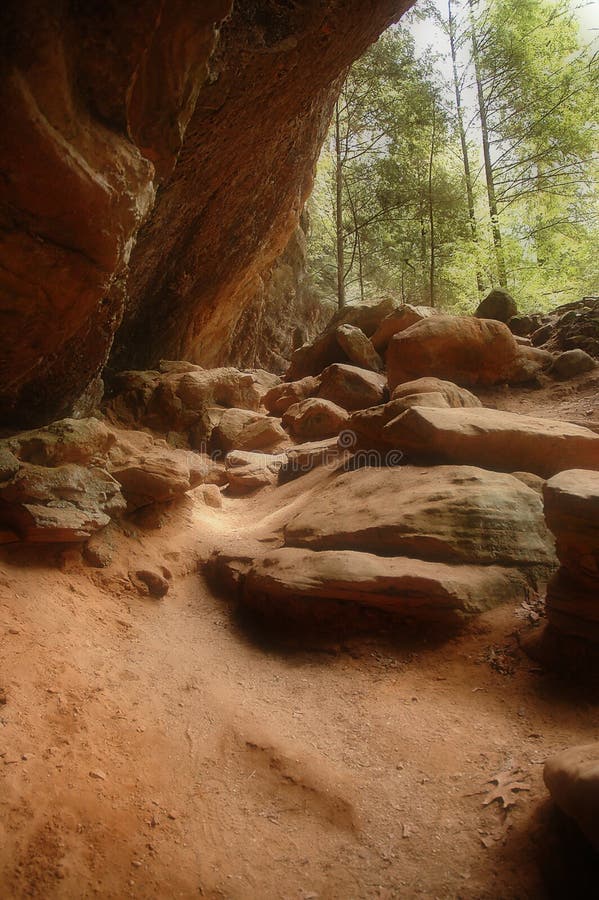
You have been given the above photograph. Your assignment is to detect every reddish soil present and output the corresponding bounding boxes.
[1,371,598,898]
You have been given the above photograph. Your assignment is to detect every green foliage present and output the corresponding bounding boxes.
[307,0,598,312]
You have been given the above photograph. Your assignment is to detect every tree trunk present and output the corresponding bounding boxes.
[428,102,436,308]
[335,100,346,309]
[448,0,484,296]
[469,0,507,288]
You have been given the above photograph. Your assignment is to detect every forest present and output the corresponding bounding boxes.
[307,0,599,312]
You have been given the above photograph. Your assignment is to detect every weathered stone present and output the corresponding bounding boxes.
[279,439,340,483]
[387,317,520,390]
[286,332,346,381]
[201,484,223,509]
[5,418,115,467]
[543,469,599,584]
[263,376,321,416]
[551,349,597,380]
[335,325,383,372]
[2,2,410,427]
[475,288,518,323]
[130,568,170,599]
[371,305,437,353]
[233,547,531,621]
[224,450,286,495]
[283,398,349,441]
[211,408,287,453]
[391,377,482,408]
[284,465,555,574]
[544,744,599,850]
[0,464,125,542]
[318,364,387,412]
[507,346,553,382]
[383,407,599,478]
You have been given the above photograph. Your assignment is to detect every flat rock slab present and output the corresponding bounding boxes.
[283,464,555,572]
[234,547,531,621]
[544,743,599,850]
[383,407,599,479]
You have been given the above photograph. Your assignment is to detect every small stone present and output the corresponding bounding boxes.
[201,484,223,509]
[89,769,107,780]
[0,688,7,705]
[130,569,170,598]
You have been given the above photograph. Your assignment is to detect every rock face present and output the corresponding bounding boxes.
[387,317,521,390]
[542,469,599,643]
[1,1,410,427]
[544,744,599,850]
[224,223,334,373]
[383,407,599,478]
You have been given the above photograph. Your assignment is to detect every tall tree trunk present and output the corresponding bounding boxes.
[448,0,484,296]
[469,0,507,288]
[428,102,437,308]
[334,100,346,309]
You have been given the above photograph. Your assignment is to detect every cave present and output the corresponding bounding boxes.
[1,1,598,896]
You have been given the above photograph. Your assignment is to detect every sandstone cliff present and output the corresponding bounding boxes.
[0,0,410,428]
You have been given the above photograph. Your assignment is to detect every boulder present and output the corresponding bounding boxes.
[284,465,555,574]
[108,366,276,447]
[0,463,125,541]
[318,364,387,412]
[282,398,349,441]
[5,417,115,466]
[286,299,399,380]
[279,439,341,483]
[475,288,518,323]
[224,450,286,495]
[387,317,520,390]
[107,429,218,510]
[286,331,346,381]
[543,469,599,586]
[335,325,383,372]
[391,377,482,409]
[348,399,423,451]
[371,305,437,353]
[233,547,531,622]
[507,346,553,382]
[262,376,320,416]
[544,744,599,850]
[382,407,599,478]
[211,408,287,453]
[550,349,597,380]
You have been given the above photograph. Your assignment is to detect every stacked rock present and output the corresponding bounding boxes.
[542,469,599,646]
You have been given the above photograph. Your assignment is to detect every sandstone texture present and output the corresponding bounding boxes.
[1,1,409,427]
[382,407,599,478]
[544,744,599,850]
[387,317,522,389]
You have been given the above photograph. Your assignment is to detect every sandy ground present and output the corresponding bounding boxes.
[1,372,598,899]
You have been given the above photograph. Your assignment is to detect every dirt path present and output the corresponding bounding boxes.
[1,374,598,899]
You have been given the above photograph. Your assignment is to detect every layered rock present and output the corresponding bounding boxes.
[541,469,599,644]
[210,463,556,624]
[1,1,410,427]
[107,364,279,448]
[544,744,599,850]
[382,407,599,478]
[0,416,219,540]
[335,325,383,372]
